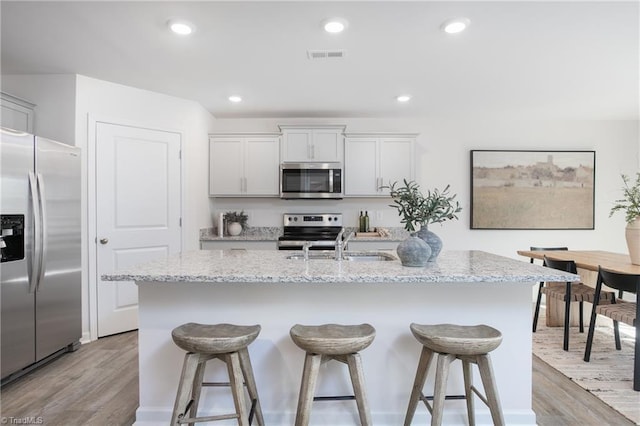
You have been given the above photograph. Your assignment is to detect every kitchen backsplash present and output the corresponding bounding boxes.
[209,197,402,229]
[200,226,410,241]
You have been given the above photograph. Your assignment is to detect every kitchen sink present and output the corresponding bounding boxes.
[343,252,396,262]
[286,251,396,261]
[286,252,335,260]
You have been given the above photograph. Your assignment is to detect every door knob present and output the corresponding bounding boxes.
[99,238,109,245]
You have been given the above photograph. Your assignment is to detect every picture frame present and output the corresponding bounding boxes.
[470,150,596,230]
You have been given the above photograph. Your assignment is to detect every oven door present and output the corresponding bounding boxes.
[280,163,342,199]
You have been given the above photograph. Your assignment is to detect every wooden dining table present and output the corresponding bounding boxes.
[517,250,640,275]
[517,249,640,391]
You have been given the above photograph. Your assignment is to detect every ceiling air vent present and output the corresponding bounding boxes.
[307,49,347,60]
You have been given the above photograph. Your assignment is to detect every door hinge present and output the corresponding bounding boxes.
[179,217,182,227]
[178,150,182,159]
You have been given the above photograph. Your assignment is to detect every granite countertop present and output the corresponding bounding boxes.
[102,250,580,284]
[199,226,410,242]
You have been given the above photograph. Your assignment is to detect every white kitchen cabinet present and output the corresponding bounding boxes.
[279,125,345,163]
[200,240,277,250]
[1,92,35,133]
[209,134,280,196]
[344,133,417,196]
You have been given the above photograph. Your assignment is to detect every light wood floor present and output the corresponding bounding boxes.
[0,330,635,426]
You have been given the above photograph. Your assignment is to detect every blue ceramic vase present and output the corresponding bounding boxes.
[396,236,431,267]
[414,226,442,261]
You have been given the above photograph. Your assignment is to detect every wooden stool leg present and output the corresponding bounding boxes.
[225,352,250,426]
[171,352,201,425]
[476,354,504,426]
[404,346,435,426]
[295,353,322,426]
[431,353,455,426]
[462,359,475,426]
[346,353,372,426]
[189,358,207,425]
[238,347,265,426]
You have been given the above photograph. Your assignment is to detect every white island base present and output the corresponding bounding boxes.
[135,281,536,425]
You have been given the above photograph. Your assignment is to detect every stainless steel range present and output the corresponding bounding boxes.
[277,213,343,250]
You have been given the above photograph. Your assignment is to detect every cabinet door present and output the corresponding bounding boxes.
[245,137,280,196]
[344,138,378,196]
[209,137,244,195]
[311,129,343,162]
[281,129,311,162]
[1,95,35,133]
[379,138,415,189]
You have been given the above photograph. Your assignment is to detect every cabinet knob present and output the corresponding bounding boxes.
[99,238,109,245]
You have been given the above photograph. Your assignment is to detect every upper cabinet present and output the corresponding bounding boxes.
[1,92,35,133]
[344,133,417,197]
[209,134,280,197]
[279,125,345,163]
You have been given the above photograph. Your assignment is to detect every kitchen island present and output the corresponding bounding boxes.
[103,250,579,426]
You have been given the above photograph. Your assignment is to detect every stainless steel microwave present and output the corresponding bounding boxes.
[280,162,343,199]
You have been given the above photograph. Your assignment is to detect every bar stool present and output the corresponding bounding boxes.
[290,323,376,426]
[404,323,504,426]
[170,322,264,426]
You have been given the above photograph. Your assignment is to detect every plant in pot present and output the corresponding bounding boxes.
[224,210,248,236]
[387,179,462,262]
[610,172,640,265]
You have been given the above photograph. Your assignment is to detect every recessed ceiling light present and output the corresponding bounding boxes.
[396,95,412,103]
[168,19,195,35]
[228,95,242,103]
[441,18,470,34]
[322,18,348,34]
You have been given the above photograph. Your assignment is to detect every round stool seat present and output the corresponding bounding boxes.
[410,323,502,356]
[290,323,376,355]
[171,323,261,354]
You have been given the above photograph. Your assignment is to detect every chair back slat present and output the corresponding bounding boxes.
[598,267,640,295]
[543,255,578,275]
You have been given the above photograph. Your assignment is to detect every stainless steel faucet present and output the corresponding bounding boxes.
[334,228,355,260]
[302,241,313,260]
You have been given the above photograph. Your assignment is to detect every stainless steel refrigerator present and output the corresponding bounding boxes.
[1,127,81,384]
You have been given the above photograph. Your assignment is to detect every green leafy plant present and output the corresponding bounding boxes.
[224,210,249,229]
[610,172,640,224]
[386,179,462,232]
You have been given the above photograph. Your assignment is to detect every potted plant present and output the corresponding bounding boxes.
[610,172,640,265]
[387,179,462,261]
[224,210,248,236]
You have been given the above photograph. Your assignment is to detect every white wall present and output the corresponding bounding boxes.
[74,75,214,340]
[210,117,639,258]
[2,74,638,341]
[1,73,215,341]
[2,74,77,144]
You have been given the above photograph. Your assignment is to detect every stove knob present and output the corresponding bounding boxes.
[328,217,332,221]
[293,217,298,222]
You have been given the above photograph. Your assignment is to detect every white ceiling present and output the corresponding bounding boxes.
[1,1,638,120]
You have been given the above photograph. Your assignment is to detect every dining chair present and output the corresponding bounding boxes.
[530,246,568,333]
[583,266,640,391]
[540,255,614,351]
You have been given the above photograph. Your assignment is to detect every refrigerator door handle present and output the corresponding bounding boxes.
[28,171,41,294]
[36,172,47,292]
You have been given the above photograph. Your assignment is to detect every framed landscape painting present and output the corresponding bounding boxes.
[470,150,595,229]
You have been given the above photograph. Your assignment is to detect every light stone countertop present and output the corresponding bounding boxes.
[102,249,580,284]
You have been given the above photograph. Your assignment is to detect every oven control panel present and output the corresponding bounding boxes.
[283,213,342,227]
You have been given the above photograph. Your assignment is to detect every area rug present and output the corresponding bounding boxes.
[532,314,639,424]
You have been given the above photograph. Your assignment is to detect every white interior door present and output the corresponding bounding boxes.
[96,123,181,337]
